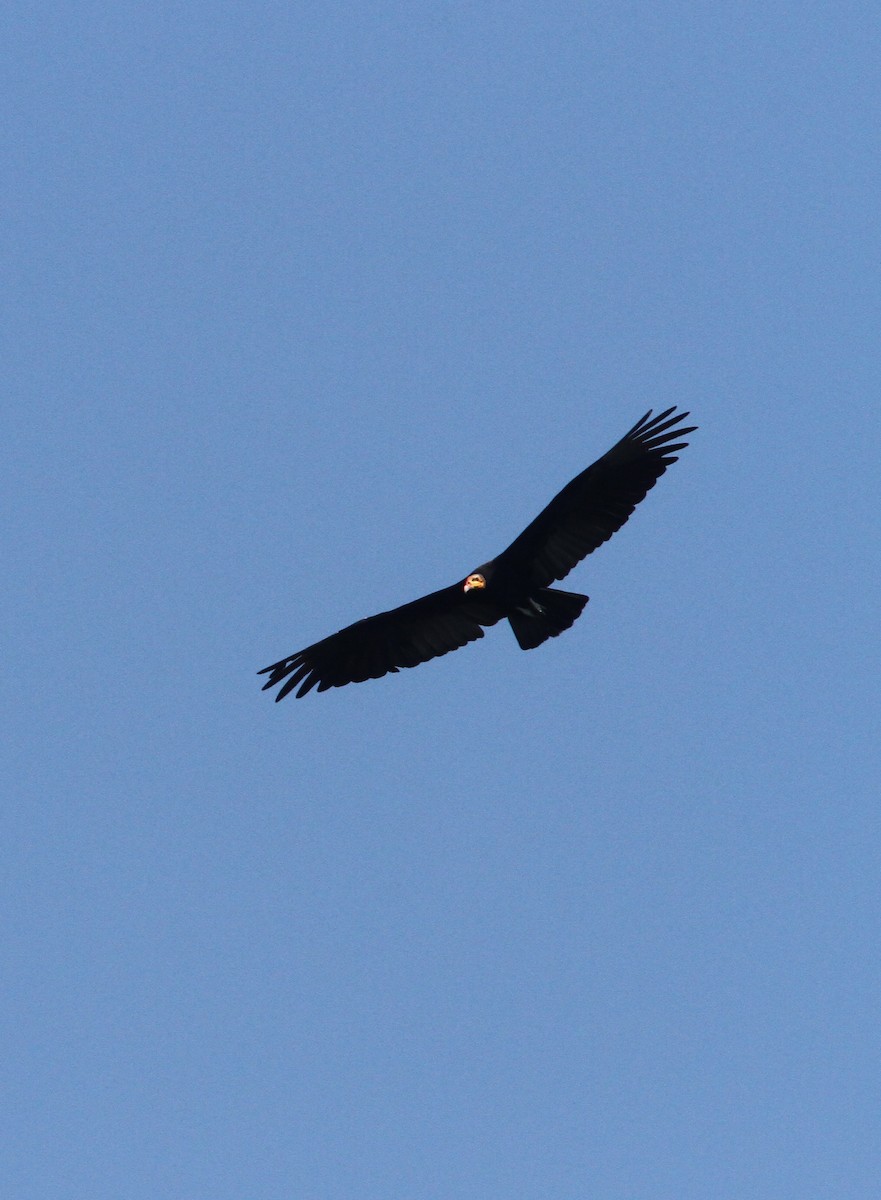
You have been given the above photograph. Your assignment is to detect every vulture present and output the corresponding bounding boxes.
[260,407,695,700]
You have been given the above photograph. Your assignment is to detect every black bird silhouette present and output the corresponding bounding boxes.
[259,407,696,700]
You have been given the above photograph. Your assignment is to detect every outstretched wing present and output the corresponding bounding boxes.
[259,585,505,700]
[498,407,696,588]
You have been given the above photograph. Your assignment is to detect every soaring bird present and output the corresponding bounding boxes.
[260,407,695,700]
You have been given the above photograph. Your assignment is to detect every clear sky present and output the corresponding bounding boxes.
[5,3,880,1197]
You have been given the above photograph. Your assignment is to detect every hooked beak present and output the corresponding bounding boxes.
[464,573,486,593]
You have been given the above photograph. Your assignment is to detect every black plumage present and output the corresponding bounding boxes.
[259,407,695,700]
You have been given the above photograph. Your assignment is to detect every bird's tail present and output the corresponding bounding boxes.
[507,588,589,651]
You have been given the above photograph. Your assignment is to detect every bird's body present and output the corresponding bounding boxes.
[260,407,695,699]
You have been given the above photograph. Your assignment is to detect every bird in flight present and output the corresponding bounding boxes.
[260,407,696,700]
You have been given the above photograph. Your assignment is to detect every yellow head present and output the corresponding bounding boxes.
[463,573,486,593]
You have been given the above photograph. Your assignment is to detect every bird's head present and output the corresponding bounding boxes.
[463,573,486,593]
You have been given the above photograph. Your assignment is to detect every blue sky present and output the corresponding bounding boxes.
[5,3,880,1197]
